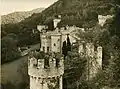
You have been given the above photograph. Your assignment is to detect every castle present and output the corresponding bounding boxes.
[37,16,80,53]
[28,16,66,89]
[28,14,114,89]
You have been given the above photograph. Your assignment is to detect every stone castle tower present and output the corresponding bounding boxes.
[78,42,102,80]
[28,53,64,89]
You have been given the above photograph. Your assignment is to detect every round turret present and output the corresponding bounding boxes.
[28,52,64,89]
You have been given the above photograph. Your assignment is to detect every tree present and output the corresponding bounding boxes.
[1,33,21,64]
[66,35,71,51]
[1,81,16,89]
[62,41,67,59]
[44,17,54,31]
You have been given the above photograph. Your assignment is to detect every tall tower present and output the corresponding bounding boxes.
[78,42,102,81]
[28,53,64,89]
[85,43,102,80]
[40,33,62,53]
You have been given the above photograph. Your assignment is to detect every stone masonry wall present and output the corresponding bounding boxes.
[78,42,102,80]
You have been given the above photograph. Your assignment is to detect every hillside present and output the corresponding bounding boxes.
[1,8,45,25]
[2,0,116,37]
[20,0,115,28]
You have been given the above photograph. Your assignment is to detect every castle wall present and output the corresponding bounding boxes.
[59,76,63,89]
[87,46,102,79]
[30,76,60,89]
[86,43,95,80]
[41,35,51,53]
[41,35,47,52]
[86,43,95,58]
[78,43,85,56]
[96,46,102,69]
[51,35,61,53]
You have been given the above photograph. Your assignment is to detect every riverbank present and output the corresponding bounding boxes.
[1,56,28,84]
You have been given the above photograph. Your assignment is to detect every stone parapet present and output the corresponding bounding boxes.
[78,42,102,59]
[28,55,64,78]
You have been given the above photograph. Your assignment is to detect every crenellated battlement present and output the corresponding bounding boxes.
[28,51,64,78]
[78,42,102,59]
[28,56,64,69]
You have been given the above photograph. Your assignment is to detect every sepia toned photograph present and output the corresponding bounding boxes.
[1,0,120,89]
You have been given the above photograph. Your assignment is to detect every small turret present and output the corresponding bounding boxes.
[53,15,61,28]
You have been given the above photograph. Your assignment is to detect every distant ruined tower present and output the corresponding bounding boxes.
[53,15,61,29]
[98,15,113,26]
[78,42,102,80]
[28,53,64,89]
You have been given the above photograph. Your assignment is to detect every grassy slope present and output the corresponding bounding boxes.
[1,43,40,84]
[1,56,27,84]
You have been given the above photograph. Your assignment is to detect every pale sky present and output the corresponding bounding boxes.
[1,0,58,15]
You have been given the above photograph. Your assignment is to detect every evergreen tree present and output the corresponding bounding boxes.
[67,34,71,51]
[47,20,54,31]
[62,41,67,59]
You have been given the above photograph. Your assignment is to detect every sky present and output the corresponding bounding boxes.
[1,0,58,15]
